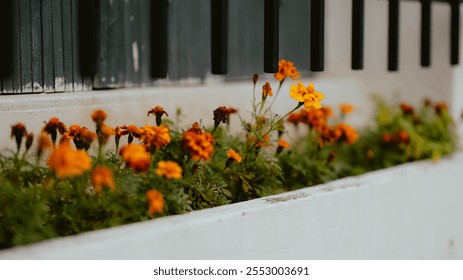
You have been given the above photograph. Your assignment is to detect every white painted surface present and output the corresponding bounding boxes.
[1,153,462,259]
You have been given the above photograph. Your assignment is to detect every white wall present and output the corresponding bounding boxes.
[1,1,462,151]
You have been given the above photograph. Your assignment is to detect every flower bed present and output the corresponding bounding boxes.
[0,61,457,252]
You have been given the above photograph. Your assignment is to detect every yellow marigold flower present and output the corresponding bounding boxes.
[47,139,92,178]
[226,149,242,163]
[119,144,151,172]
[147,106,169,126]
[91,166,116,193]
[155,161,182,179]
[91,109,107,126]
[147,189,164,216]
[139,124,171,153]
[262,82,273,98]
[275,59,300,82]
[181,130,215,161]
[340,104,354,115]
[289,82,324,111]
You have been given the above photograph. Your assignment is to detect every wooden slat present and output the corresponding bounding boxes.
[352,0,364,70]
[12,1,21,93]
[108,0,125,87]
[62,0,74,91]
[420,0,431,67]
[71,0,83,91]
[0,0,14,93]
[19,0,32,93]
[138,0,151,85]
[78,0,98,91]
[450,0,460,65]
[52,0,65,91]
[388,0,399,71]
[41,0,55,92]
[31,0,43,92]
[211,0,228,75]
[123,0,139,86]
[264,0,279,73]
[310,0,324,71]
[151,0,169,78]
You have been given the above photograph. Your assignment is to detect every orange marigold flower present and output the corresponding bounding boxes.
[186,122,203,134]
[146,189,164,216]
[287,112,301,126]
[340,104,354,115]
[11,123,27,152]
[139,124,171,153]
[275,59,300,82]
[47,139,92,178]
[395,130,410,144]
[91,109,107,126]
[400,103,414,116]
[91,166,116,193]
[262,82,273,98]
[252,73,259,85]
[147,106,169,126]
[119,144,151,172]
[100,124,115,144]
[278,139,290,149]
[25,133,34,152]
[181,130,215,161]
[213,106,230,128]
[66,125,97,150]
[42,117,67,145]
[119,125,142,144]
[289,82,324,111]
[434,102,448,116]
[381,132,393,143]
[37,133,53,158]
[155,161,182,179]
[226,149,242,163]
[336,123,358,145]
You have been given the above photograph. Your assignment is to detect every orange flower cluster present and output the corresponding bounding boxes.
[147,106,169,126]
[10,123,33,152]
[119,144,151,172]
[146,189,164,215]
[381,130,410,145]
[91,166,116,193]
[42,117,67,145]
[287,108,332,130]
[275,59,300,82]
[181,124,215,161]
[47,139,92,178]
[139,124,171,153]
[155,161,182,179]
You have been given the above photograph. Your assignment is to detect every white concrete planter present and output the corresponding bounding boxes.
[1,153,462,259]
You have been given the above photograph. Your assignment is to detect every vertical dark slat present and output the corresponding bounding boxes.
[211,0,228,74]
[450,0,460,65]
[264,0,279,73]
[62,0,74,91]
[420,0,431,67]
[151,0,169,78]
[71,0,83,91]
[52,0,65,91]
[94,0,108,88]
[109,0,125,87]
[310,0,324,72]
[352,0,364,70]
[19,0,32,93]
[12,1,21,93]
[42,0,54,92]
[124,0,139,86]
[388,0,399,71]
[31,0,43,92]
[78,0,98,90]
[139,0,151,85]
[0,0,14,93]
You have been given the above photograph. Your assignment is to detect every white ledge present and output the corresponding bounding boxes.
[1,153,462,259]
